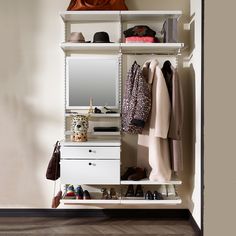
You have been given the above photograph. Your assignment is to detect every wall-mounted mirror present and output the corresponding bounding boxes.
[66,56,120,109]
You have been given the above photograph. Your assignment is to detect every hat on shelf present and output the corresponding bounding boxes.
[68,32,90,43]
[93,31,113,43]
[123,25,156,38]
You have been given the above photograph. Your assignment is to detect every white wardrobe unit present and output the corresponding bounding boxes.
[58,6,202,228]
[59,10,185,206]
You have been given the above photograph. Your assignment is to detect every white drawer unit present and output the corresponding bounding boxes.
[61,146,120,159]
[60,159,120,184]
[60,141,121,185]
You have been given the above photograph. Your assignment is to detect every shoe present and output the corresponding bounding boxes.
[121,167,136,180]
[94,107,102,113]
[101,188,109,199]
[153,191,164,200]
[65,185,76,199]
[125,185,135,197]
[83,190,91,200]
[128,167,147,181]
[135,185,144,197]
[75,185,84,200]
[103,106,117,114]
[109,188,118,200]
[145,191,154,200]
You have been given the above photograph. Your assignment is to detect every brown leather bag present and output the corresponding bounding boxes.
[67,0,128,11]
[46,141,60,181]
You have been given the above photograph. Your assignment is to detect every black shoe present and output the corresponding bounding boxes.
[135,185,144,197]
[145,191,154,200]
[94,107,102,113]
[121,167,136,180]
[153,191,164,200]
[125,185,135,197]
[83,190,91,200]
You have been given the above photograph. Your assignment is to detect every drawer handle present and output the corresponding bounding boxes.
[88,162,96,166]
[89,150,96,153]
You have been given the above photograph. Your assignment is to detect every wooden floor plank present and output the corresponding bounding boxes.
[0,217,197,235]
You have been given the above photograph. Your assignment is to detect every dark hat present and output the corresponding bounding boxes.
[93,31,112,43]
[123,25,156,38]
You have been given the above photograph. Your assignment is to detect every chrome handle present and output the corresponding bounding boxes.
[88,162,96,166]
[89,149,96,153]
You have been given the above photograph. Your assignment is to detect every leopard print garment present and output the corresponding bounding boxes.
[122,61,151,134]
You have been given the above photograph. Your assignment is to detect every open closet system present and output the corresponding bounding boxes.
[59,10,185,206]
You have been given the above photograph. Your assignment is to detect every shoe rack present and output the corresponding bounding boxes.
[59,10,184,206]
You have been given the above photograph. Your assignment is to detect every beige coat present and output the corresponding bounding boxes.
[137,59,172,182]
[168,68,184,172]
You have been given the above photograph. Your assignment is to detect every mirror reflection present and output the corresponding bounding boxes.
[67,56,119,109]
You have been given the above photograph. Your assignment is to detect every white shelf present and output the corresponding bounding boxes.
[61,140,121,147]
[121,10,182,21]
[61,42,120,52]
[60,11,120,22]
[65,113,120,118]
[121,178,182,185]
[60,197,181,205]
[120,197,181,205]
[60,11,182,22]
[65,131,120,136]
[61,199,120,204]
[121,43,184,54]
[89,113,120,118]
[92,132,120,136]
[61,42,184,54]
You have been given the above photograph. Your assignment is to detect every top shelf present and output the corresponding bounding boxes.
[120,11,182,21]
[60,10,182,22]
[60,11,120,22]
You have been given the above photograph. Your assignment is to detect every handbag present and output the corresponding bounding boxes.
[67,0,128,11]
[162,18,178,43]
[46,141,60,181]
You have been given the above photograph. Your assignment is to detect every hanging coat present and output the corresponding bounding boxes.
[162,61,184,172]
[137,59,172,182]
[122,61,151,134]
[168,67,184,172]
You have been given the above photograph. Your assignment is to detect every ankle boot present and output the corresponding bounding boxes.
[125,185,135,197]
[135,185,144,197]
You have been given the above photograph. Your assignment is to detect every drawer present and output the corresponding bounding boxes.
[60,160,120,184]
[61,146,120,159]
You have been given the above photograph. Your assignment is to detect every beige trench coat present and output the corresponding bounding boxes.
[137,59,172,182]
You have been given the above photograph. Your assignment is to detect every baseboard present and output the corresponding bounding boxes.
[189,213,202,236]
[0,208,190,219]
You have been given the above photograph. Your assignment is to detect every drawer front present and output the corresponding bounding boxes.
[60,160,120,184]
[61,147,120,159]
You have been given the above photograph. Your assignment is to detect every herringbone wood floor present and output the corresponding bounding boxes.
[0,217,198,235]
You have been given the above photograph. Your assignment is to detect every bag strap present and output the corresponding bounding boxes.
[52,141,59,154]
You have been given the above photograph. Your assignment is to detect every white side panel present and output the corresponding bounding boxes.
[190,0,202,229]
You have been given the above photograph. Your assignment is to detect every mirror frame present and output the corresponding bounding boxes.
[66,55,120,110]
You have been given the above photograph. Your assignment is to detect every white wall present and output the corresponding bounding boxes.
[0,0,67,207]
[0,0,199,213]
